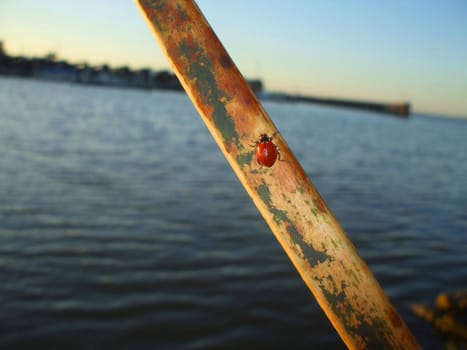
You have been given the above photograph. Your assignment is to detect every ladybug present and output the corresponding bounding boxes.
[254,133,280,168]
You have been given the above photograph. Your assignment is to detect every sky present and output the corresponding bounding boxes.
[1,0,466,118]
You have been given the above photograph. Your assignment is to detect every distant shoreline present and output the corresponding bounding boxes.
[1,51,409,117]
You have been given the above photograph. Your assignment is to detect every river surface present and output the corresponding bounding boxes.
[1,77,466,349]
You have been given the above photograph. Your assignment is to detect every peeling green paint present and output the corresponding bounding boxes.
[256,182,288,224]
[236,152,252,167]
[178,39,239,147]
[175,3,188,22]
[331,238,338,249]
[351,261,362,284]
[349,268,360,287]
[304,199,320,219]
[311,207,319,218]
[318,280,396,350]
[287,225,332,266]
[256,182,271,203]
[142,0,167,33]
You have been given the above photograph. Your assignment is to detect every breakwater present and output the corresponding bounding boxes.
[263,92,410,117]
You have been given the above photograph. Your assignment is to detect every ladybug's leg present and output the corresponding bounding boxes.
[249,140,259,149]
[268,132,283,162]
[276,145,285,162]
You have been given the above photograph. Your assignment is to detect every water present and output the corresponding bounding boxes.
[0,77,466,349]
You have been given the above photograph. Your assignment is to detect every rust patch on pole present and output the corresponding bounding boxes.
[134,1,420,348]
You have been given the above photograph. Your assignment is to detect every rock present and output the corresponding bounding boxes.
[411,290,467,348]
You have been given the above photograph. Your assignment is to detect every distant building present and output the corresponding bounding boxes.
[34,60,78,81]
[153,70,183,91]
[0,40,262,96]
[248,79,263,95]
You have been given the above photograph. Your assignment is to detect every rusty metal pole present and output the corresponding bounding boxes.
[134,1,420,348]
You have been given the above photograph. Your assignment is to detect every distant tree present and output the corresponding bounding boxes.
[45,52,57,61]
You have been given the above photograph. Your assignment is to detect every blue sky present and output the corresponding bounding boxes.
[1,0,466,117]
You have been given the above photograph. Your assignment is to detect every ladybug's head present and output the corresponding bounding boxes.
[259,134,271,143]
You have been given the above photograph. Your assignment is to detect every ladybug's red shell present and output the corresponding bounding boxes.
[256,134,279,167]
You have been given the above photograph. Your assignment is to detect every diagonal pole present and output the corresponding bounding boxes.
[134,1,420,348]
